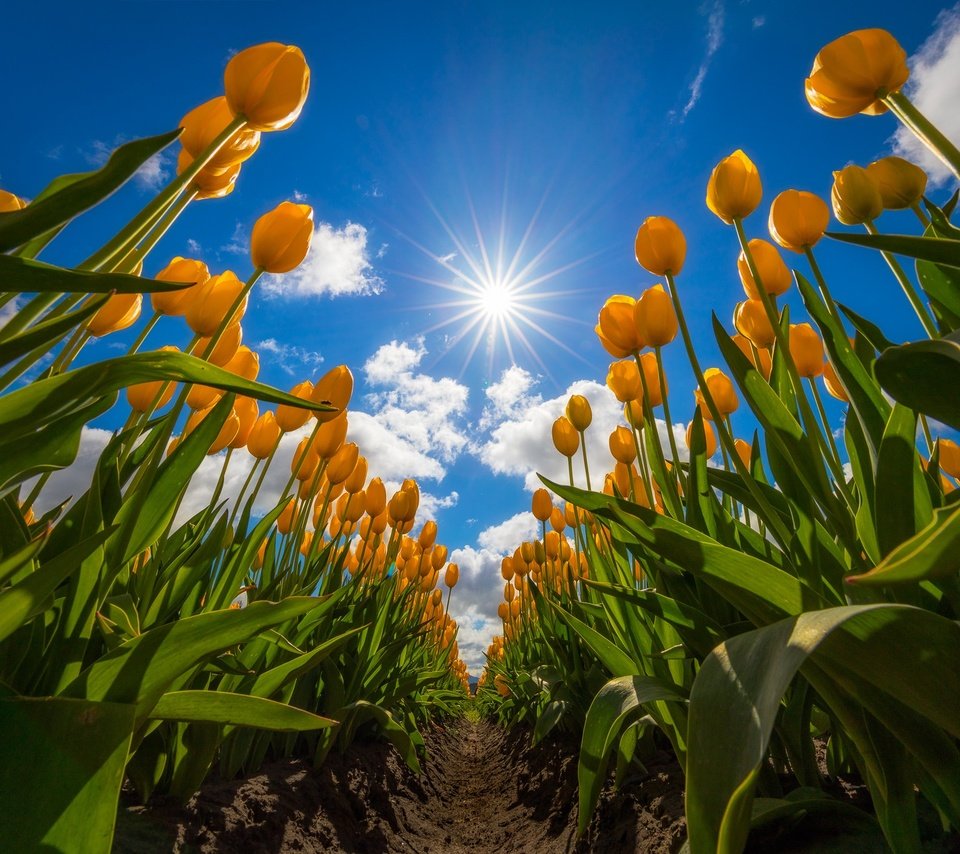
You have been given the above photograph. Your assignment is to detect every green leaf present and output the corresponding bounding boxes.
[847,505,960,585]
[0,294,106,366]
[875,336,960,429]
[339,700,422,773]
[0,696,135,854]
[149,691,337,731]
[826,231,960,270]
[0,254,191,294]
[0,130,181,251]
[578,675,685,835]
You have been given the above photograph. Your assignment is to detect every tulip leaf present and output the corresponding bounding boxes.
[917,256,960,332]
[0,696,135,854]
[149,691,336,731]
[826,231,960,270]
[875,336,960,429]
[578,675,685,836]
[0,295,107,367]
[838,303,897,353]
[846,505,960,586]
[0,255,191,295]
[685,604,960,854]
[0,130,182,252]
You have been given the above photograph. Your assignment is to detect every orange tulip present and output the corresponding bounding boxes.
[706,150,762,224]
[768,190,830,253]
[250,201,314,274]
[151,256,210,315]
[738,239,791,300]
[224,42,311,132]
[634,216,686,276]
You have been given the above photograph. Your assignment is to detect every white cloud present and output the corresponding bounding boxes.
[292,190,308,202]
[0,297,20,331]
[891,5,960,186]
[264,222,384,299]
[477,511,538,553]
[751,15,765,29]
[27,427,113,513]
[186,238,202,255]
[679,0,725,120]
[220,221,248,256]
[87,139,170,191]
[479,365,541,429]
[257,338,325,375]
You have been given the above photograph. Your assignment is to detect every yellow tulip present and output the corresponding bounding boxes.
[419,520,438,549]
[695,368,738,419]
[768,190,830,253]
[596,295,642,356]
[126,345,179,411]
[344,455,367,494]
[445,563,460,588]
[311,364,354,416]
[250,201,314,274]
[224,345,260,382]
[734,299,775,349]
[789,323,825,378]
[315,411,348,458]
[565,394,592,431]
[291,436,320,482]
[938,439,960,479]
[246,411,281,458]
[224,42,311,132]
[388,488,417,523]
[186,383,222,411]
[638,351,666,407]
[87,292,142,337]
[634,284,677,347]
[706,150,762,224]
[634,216,686,276]
[531,488,553,522]
[185,405,240,455]
[552,416,580,457]
[865,156,927,210]
[178,150,242,200]
[831,165,883,225]
[734,438,752,470]
[805,29,908,118]
[732,334,772,380]
[821,361,848,402]
[229,396,260,449]
[192,322,242,367]
[277,498,296,535]
[151,256,210,316]
[624,400,644,430]
[275,380,314,432]
[738,239,791,300]
[0,189,26,212]
[608,426,637,465]
[606,359,641,403]
[365,477,387,516]
[685,419,717,457]
[185,271,247,336]
[327,443,359,485]
[179,96,261,170]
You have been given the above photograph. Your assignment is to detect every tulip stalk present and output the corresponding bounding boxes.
[884,92,960,181]
[655,346,685,490]
[807,378,845,476]
[863,221,938,337]
[802,248,845,329]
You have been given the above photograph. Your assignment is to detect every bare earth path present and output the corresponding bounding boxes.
[114,719,686,853]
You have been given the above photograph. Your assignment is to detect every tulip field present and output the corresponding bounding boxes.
[2,21,960,854]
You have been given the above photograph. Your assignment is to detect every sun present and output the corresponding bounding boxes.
[477,278,517,319]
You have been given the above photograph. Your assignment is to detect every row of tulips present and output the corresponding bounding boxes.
[478,27,960,854]
[0,40,469,853]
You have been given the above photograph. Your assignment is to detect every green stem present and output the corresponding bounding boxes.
[578,432,592,491]
[0,293,59,343]
[809,378,845,478]
[911,203,930,229]
[884,91,960,181]
[125,311,161,356]
[864,220,938,338]
[655,346,685,490]
[803,247,846,329]
[114,187,198,274]
[227,457,262,531]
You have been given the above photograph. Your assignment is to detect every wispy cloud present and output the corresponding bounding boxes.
[220,221,248,256]
[678,1,725,121]
[256,338,325,375]
[890,4,960,187]
[86,137,170,191]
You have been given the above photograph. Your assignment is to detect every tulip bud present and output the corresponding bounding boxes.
[685,419,717,458]
[734,299,775,349]
[185,271,247,336]
[250,201,314,274]
[623,400,644,430]
[247,412,281,459]
[276,380,315,432]
[192,322,242,367]
[738,239,791,300]
[552,416,580,457]
[634,216,686,276]
[768,190,831,253]
[179,96,261,170]
[608,426,636,465]
[734,438,752,470]
[865,156,927,210]
[186,383,222,411]
[178,150,242,200]
[224,345,259,382]
[706,150,762,224]
[277,498,296,535]
[151,257,210,315]
[938,439,960,479]
[831,165,883,225]
[419,520,438,549]
[311,364,354,417]
[638,352,666,408]
[789,323,825,378]
[0,189,26,212]
[444,562,460,588]
[732,334,772,380]
[126,345,179,412]
[224,42,311,132]
[566,395,592,432]
[388,489,417,523]
[595,295,641,357]
[291,436,320,482]
[634,284,677,347]
[229,397,260,449]
[185,405,240,454]
[364,477,386,516]
[606,360,641,403]
[344,455,367,494]
[531,488,553,522]
[88,293,142,337]
[550,506,565,533]
[326,442,359,485]
[821,361,849,402]
[315,411,348,458]
[805,29,908,119]
[695,368,738,419]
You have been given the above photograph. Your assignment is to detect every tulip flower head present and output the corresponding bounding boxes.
[634,216,686,276]
[126,345,179,412]
[88,292,142,337]
[185,271,247,336]
[311,364,354,417]
[789,323,825,378]
[192,322,242,367]
[832,165,883,225]
[608,426,637,465]
[734,299,776,349]
[566,395,593,432]
[229,397,260,449]
[151,256,210,316]
[706,150,762,224]
[179,96,261,171]
[768,190,830,253]
[865,156,927,210]
[224,345,260,382]
[634,284,677,347]
[0,189,26,212]
[552,416,580,457]
[225,42,311,132]
[606,359,641,403]
[805,29,908,118]
[275,380,315,432]
[247,411,281,458]
[734,438,752,470]
[821,361,849,402]
[738,239,791,300]
[695,368,738,419]
[685,418,718,458]
[938,439,960,480]
[638,351,666,407]
[178,150,242,200]
[596,295,642,357]
[531,488,553,522]
[250,201,314,274]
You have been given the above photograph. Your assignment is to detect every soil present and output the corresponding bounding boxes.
[113,718,686,853]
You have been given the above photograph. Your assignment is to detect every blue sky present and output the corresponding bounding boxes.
[4,0,959,667]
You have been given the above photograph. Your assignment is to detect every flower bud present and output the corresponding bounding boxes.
[229,396,260,449]
[185,405,240,455]
[608,426,636,465]
[634,216,686,276]
[865,156,927,210]
[606,359,641,403]
[821,361,849,402]
[178,150,242,200]
[789,323,825,378]
[88,293,142,337]
[695,368,738,419]
[185,271,246,336]
[291,437,320,482]
[311,364,354,417]
[734,438,752,470]
[388,489,417,523]
[126,345,178,411]
[315,411,348,458]
[276,380,315,432]
[805,29,908,118]
[344,455,367,494]
[179,96,261,170]
[595,295,642,357]
[638,352,666,408]
[550,507,565,533]
[768,190,830,253]
[247,411,281,458]
[706,150,762,224]
[552,416,580,457]
[224,345,259,382]
[277,498,295,535]
[565,395,592,432]
[326,442,359,485]
[634,284,677,347]
[531,488,553,522]
[364,477,386,516]
[831,165,883,225]
[250,201,314,273]
[225,42,311,132]
[685,419,717,458]
[192,322,242,367]
[734,299,775,349]
[186,383,222,411]
[151,256,210,315]
[938,439,960,479]
[733,334,772,380]
[738,239,791,300]
[444,562,460,588]
[0,189,26,212]
[624,400,644,430]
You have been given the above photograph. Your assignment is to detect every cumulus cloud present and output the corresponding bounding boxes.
[478,365,541,429]
[477,511,538,553]
[264,222,385,298]
[891,5,960,186]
